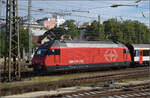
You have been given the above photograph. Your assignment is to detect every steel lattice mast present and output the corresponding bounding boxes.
[5,0,21,81]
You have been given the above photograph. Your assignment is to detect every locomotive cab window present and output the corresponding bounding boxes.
[48,49,60,55]
[34,48,48,56]
[123,49,126,53]
[55,49,60,55]
[123,49,129,53]
[126,49,129,53]
[48,49,55,55]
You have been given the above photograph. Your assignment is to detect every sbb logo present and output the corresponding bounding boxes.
[104,49,118,62]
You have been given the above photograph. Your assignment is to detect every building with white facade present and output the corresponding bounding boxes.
[53,14,65,27]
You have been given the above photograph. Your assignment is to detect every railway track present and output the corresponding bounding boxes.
[1,66,149,81]
[0,66,149,96]
[51,82,149,98]
[1,66,149,82]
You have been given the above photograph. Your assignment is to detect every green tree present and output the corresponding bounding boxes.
[100,24,105,41]
[85,20,105,41]
[103,19,149,44]
[20,29,29,51]
[62,20,79,38]
[0,28,29,57]
[0,31,6,57]
[121,20,149,44]
[50,27,66,40]
[121,20,135,44]
[84,18,149,44]
[50,20,79,40]
[133,21,150,44]
[103,18,123,42]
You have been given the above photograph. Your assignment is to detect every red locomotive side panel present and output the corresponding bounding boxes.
[43,47,129,67]
[123,48,131,62]
[126,53,131,62]
[61,48,93,65]
[44,47,60,66]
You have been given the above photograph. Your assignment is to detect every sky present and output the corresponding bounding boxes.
[0,0,149,26]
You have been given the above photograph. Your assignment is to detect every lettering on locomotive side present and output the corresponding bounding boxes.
[69,60,84,63]
[104,49,118,62]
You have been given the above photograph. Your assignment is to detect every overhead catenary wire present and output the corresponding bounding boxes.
[17,5,148,20]
[2,0,148,18]
[1,0,148,26]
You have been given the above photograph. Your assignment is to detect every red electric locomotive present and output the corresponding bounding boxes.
[32,40,131,71]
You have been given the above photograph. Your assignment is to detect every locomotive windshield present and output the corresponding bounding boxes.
[34,48,48,56]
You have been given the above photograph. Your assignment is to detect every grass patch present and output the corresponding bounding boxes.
[0,71,101,88]
[1,72,149,88]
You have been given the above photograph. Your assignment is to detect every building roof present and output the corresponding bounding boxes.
[31,29,47,36]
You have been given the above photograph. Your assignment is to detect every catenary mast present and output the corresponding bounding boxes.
[4,0,21,81]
